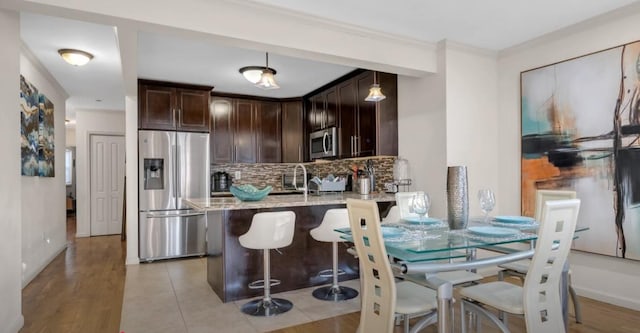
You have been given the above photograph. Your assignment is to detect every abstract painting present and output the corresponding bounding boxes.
[521,41,640,260]
[20,75,55,177]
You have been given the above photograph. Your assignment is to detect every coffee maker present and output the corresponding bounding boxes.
[212,171,231,192]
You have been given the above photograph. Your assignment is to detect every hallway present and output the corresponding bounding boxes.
[20,216,126,332]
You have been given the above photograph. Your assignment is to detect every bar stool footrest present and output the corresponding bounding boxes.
[248,279,281,289]
[317,268,346,279]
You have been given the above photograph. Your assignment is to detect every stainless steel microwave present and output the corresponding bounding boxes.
[309,127,338,160]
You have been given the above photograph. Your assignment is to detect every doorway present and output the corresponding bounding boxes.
[90,134,126,236]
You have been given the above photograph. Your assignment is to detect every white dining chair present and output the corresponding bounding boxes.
[382,205,400,223]
[498,189,582,323]
[459,199,581,333]
[346,198,438,333]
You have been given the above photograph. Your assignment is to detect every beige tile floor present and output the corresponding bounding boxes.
[120,258,361,333]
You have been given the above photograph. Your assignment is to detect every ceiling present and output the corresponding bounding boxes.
[18,0,639,122]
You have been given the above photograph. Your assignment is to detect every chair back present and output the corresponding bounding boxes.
[346,199,396,333]
[382,205,400,224]
[534,190,576,221]
[310,208,349,243]
[523,199,580,332]
[238,211,296,250]
[395,191,422,220]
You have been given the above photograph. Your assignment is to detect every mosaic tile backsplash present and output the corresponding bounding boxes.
[212,156,396,193]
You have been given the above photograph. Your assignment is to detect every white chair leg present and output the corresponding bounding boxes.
[461,301,467,333]
[403,314,410,333]
[569,284,582,323]
[462,300,511,333]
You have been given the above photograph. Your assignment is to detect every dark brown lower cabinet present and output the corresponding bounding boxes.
[206,201,394,302]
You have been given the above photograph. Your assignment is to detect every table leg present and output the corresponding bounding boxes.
[409,277,453,333]
[436,281,454,333]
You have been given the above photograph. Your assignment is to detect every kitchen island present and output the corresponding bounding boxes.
[185,193,395,302]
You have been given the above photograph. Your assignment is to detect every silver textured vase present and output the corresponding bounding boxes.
[447,166,469,230]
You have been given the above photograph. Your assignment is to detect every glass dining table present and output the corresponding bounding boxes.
[337,216,587,333]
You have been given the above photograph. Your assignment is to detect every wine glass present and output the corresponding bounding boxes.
[411,192,431,236]
[478,189,496,222]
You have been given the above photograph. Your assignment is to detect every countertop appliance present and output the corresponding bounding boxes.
[138,130,209,262]
[212,171,231,192]
[282,171,312,191]
[309,127,338,160]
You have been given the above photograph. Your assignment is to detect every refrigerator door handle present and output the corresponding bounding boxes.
[146,212,205,219]
[176,144,181,198]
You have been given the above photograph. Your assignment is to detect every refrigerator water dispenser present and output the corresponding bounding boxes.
[144,158,164,190]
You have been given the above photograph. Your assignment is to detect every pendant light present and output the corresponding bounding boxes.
[239,52,279,90]
[365,71,386,102]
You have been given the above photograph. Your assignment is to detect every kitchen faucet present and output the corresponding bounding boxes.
[292,163,308,199]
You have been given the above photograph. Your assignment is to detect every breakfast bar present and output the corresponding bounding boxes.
[185,193,395,302]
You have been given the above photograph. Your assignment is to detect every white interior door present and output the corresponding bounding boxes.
[90,134,125,236]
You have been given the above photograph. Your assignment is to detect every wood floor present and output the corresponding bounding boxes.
[20,216,126,333]
[20,216,640,333]
[271,280,640,333]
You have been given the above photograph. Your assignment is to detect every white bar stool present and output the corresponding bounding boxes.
[310,208,359,301]
[238,211,296,316]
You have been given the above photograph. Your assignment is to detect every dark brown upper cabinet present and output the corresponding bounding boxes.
[138,80,212,132]
[306,70,398,160]
[308,86,337,132]
[210,95,281,164]
[281,101,304,163]
[210,97,234,163]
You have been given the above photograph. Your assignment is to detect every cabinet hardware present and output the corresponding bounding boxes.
[298,144,302,162]
[323,131,329,154]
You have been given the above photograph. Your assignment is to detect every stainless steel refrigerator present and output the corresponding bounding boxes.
[138,130,209,261]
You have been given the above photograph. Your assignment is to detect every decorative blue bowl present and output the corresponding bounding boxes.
[229,184,272,201]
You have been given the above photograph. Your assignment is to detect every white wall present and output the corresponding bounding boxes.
[75,110,125,237]
[66,126,76,146]
[497,7,640,310]
[444,42,500,215]
[0,10,24,333]
[397,42,447,217]
[20,47,69,287]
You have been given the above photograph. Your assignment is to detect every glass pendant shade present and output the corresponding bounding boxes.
[255,69,280,89]
[58,49,93,66]
[239,66,275,84]
[239,52,280,89]
[365,84,386,102]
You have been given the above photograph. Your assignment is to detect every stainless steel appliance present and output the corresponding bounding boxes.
[212,171,231,192]
[309,127,338,160]
[281,171,312,191]
[138,130,209,261]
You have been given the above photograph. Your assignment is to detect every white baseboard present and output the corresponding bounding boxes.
[22,243,67,288]
[126,256,140,265]
[480,267,640,312]
[4,314,24,333]
[574,286,640,312]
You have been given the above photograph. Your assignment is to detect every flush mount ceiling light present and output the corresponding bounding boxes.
[58,48,93,66]
[365,71,386,102]
[239,52,279,90]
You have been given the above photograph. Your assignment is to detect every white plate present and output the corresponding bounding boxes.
[402,216,441,225]
[381,226,404,238]
[494,216,535,224]
[468,226,519,237]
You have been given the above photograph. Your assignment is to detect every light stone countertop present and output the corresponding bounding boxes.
[184,192,395,211]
